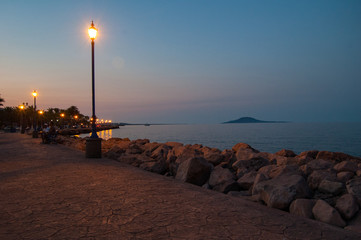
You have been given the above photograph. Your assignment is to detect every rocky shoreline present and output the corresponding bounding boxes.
[57,135,361,234]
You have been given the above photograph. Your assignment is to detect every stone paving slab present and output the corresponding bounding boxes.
[0,133,360,239]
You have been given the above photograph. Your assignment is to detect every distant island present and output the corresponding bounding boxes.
[223,117,287,124]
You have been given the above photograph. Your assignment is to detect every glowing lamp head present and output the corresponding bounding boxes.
[60,113,65,117]
[32,90,37,97]
[39,110,44,115]
[74,115,78,119]
[88,21,97,40]
[19,105,25,110]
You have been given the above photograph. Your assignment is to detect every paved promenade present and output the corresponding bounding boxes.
[1,133,360,239]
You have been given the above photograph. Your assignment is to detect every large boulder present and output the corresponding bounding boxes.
[202,147,224,166]
[125,143,143,155]
[139,161,167,174]
[143,142,161,155]
[268,164,302,179]
[346,178,361,201]
[296,150,319,160]
[103,145,125,160]
[316,151,359,163]
[335,194,360,220]
[318,180,344,195]
[164,142,183,148]
[333,161,357,173]
[275,149,296,158]
[312,200,346,227]
[175,157,212,186]
[345,211,361,234]
[208,167,238,193]
[151,144,170,162]
[257,165,277,178]
[167,146,202,175]
[232,143,259,153]
[253,174,312,210]
[237,171,257,190]
[307,170,337,190]
[251,173,269,195]
[289,199,316,219]
[306,159,334,171]
[337,171,354,182]
[232,149,269,172]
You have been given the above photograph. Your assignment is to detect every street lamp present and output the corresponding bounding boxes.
[60,113,65,129]
[85,20,102,158]
[38,110,44,128]
[19,104,25,134]
[32,90,38,138]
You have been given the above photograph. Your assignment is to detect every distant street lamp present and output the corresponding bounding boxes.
[19,104,25,134]
[60,113,65,129]
[38,110,44,127]
[85,20,102,158]
[32,90,38,138]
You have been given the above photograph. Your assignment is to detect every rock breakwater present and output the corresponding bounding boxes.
[57,135,361,233]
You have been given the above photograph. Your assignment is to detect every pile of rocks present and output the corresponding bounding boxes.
[57,136,361,233]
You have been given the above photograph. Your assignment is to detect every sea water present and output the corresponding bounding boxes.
[80,123,361,157]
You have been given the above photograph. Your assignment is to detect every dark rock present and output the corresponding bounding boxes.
[237,171,257,190]
[335,194,359,220]
[251,173,269,195]
[306,159,334,171]
[346,178,361,201]
[333,161,357,173]
[275,149,296,158]
[175,157,212,186]
[257,165,277,178]
[164,141,183,148]
[307,170,337,190]
[337,171,354,183]
[289,199,316,219]
[254,175,312,210]
[297,150,319,160]
[345,211,361,234]
[268,164,302,179]
[143,142,161,155]
[202,147,224,166]
[316,151,359,163]
[228,191,251,197]
[209,167,238,193]
[232,142,259,153]
[139,161,167,174]
[318,180,344,195]
[151,144,170,162]
[312,199,346,227]
[232,149,269,172]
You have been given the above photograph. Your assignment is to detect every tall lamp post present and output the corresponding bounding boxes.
[32,90,38,138]
[19,104,25,134]
[85,20,102,158]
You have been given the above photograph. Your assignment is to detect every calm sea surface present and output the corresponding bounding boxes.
[80,123,361,157]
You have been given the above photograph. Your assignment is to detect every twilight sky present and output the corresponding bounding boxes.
[1,0,360,123]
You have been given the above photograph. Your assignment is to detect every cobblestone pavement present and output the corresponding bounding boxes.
[1,133,360,239]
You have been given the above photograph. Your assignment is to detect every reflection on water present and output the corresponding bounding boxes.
[80,129,113,140]
[99,129,113,140]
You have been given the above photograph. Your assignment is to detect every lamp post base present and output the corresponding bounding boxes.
[85,137,102,158]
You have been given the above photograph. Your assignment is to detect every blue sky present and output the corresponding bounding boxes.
[1,0,360,123]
